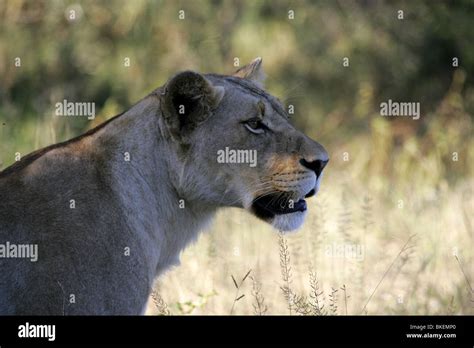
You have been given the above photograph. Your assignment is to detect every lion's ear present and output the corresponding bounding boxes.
[233,57,265,87]
[161,71,225,141]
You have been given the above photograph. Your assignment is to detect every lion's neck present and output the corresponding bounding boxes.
[92,95,217,282]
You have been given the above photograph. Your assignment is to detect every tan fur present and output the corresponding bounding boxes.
[0,59,328,314]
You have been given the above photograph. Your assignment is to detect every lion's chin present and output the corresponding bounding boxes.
[248,192,309,233]
[270,210,307,233]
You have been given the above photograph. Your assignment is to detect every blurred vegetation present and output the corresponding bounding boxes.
[1,0,473,182]
[0,0,472,314]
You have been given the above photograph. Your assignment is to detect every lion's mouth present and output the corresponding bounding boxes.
[251,193,307,219]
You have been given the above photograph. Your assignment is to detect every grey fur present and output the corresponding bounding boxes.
[0,61,328,314]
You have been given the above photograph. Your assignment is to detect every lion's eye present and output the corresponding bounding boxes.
[244,118,266,134]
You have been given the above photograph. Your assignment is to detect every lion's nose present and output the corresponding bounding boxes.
[300,158,329,178]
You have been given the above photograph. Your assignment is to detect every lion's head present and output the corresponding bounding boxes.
[160,58,328,232]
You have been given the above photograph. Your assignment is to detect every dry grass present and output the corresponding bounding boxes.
[147,170,473,315]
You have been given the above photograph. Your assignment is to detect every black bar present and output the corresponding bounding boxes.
[0,315,472,346]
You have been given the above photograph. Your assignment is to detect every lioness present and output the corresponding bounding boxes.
[0,58,328,314]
